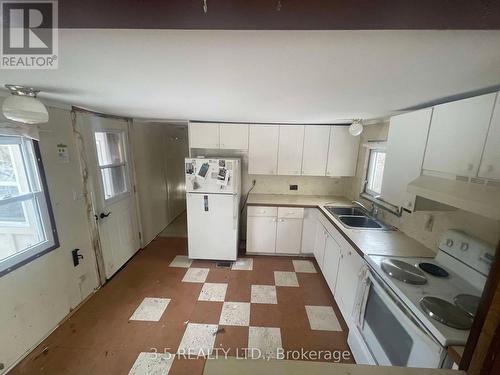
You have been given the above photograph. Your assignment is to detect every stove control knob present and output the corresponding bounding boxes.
[460,242,469,251]
[446,239,454,247]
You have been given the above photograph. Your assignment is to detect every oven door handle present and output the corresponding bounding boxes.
[368,269,442,348]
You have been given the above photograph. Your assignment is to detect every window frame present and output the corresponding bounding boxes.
[0,137,59,277]
[93,130,131,205]
[364,148,386,198]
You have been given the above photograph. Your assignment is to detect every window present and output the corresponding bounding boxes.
[0,136,58,276]
[365,149,386,197]
[94,131,129,201]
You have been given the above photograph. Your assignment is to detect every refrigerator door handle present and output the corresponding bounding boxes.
[204,195,209,212]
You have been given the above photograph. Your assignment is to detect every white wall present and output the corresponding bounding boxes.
[133,121,188,245]
[344,122,500,249]
[0,107,100,372]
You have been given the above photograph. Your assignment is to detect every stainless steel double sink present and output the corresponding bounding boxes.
[324,206,392,230]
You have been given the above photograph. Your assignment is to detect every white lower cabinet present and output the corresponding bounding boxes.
[301,208,317,254]
[276,218,303,254]
[322,234,342,292]
[246,216,277,253]
[313,221,327,270]
[246,206,303,254]
[334,246,365,320]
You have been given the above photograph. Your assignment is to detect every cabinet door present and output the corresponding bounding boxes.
[381,108,432,210]
[219,123,249,150]
[313,221,327,270]
[276,218,303,254]
[277,125,304,175]
[326,126,360,177]
[248,125,279,175]
[301,208,317,254]
[423,93,496,177]
[301,125,330,176]
[322,234,342,293]
[479,93,500,180]
[189,122,219,149]
[246,216,277,253]
[335,247,364,321]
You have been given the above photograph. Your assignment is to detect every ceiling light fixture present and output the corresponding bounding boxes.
[349,119,363,136]
[2,84,48,124]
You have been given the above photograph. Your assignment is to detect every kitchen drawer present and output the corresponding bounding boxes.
[247,206,278,217]
[278,207,304,219]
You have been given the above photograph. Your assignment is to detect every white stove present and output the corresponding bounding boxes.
[350,229,495,368]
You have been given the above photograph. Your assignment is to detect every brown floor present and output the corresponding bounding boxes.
[9,237,354,375]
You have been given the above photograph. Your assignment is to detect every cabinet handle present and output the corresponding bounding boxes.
[279,219,285,222]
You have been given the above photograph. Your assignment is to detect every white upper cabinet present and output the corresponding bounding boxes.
[301,125,331,176]
[479,93,500,180]
[189,122,220,149]
[423,93,496,177]
[248,124,279,175]
[277,125,304,175]
[219,123,249,150]
[381,108,433,210]
[326,126,360,177]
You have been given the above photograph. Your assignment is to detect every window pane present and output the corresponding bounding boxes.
[367,150,386,195]
[0,143,31,199]
[0,198,45,261]
[100,166,128,200]
[95,132,125,166]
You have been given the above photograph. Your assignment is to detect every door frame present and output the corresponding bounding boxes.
[71,106,143,285]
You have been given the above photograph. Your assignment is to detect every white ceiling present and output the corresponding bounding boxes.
[1,29,500,123]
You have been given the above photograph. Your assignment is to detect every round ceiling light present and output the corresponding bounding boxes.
[349,119,363,136]
[2,84,49,124]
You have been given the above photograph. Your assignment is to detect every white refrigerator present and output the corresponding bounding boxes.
[185,158,241,261]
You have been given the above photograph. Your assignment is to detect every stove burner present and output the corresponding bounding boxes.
[418,262,449,278]
[454,294,481,318]
[381,259,427,285]
[420,296,473,330]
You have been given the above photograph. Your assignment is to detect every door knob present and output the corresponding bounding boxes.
[100,212,111,219]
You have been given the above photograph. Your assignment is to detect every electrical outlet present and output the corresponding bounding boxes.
[289,184,298,191]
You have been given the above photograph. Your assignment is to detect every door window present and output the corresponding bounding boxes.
[94,131,129,201]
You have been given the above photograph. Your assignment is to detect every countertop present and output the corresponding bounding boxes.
[204,357,465,375]
[247,193,436,259]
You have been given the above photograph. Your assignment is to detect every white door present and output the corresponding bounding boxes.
[335,247,365,320]
[277,125,304,175]
[381,108,433,210]
[302,125,330,176]
[247,216,277,253]
[301,208,317,254]
[79,114,140,279]
[313,221,327,269]
[219,123,249,150]
[248,125,279,175]
[326,126,360,177]
[189,122,220,149]
[322,233,342,293]
[479,93,500,179]
[275,218,303,254]
[423,93,496,177]
[187,193,237,260]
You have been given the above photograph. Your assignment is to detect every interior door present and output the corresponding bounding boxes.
[79,113,140,279]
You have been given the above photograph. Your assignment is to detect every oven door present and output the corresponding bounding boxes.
[359,271,446,368]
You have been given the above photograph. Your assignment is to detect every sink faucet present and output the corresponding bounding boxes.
[353,200,378,217]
